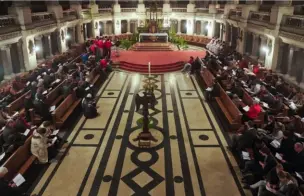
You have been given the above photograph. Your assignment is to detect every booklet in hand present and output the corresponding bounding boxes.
[242,151,250,160]
[296,172,304,181]
[270,140,281,149]
[49,105,56,112]
[23,129,30,136]
[51,129,59,136]
[275,153,283,160]
[243,106,250,112]
[13,173,26,187]
[206,87,213,92]
[0,153,5,161]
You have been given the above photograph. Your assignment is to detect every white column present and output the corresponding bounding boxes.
[0,46,14,79]
[45,34,53,58]
[16,41,25,72]
[76,23,84,43]
[127,20,131,33]
[251,34,259,58]
[286,45,294,77]
[177,19,181,34]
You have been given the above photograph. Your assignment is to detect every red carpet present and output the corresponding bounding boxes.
[112,51,205,73]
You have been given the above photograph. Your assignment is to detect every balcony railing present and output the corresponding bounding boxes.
[249,11,270,22]
[172,8,187,12]
[31,12,54,23]
[283,15,304,29]
[217,8,224,14]
[121,8,136,13]
[229,9,242,20]
[98,8,112,14]
[196,8,209,13]
[0,15,16,28]
[63,9,76,18]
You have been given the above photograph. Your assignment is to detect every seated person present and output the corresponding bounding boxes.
[31,127,58,164]
[231,81,244,99]
[206,79,220,101]
[0,120,25,155]
[230,121,257,151]
[24,94,34,122]
[0,110,10,128]
[242,100,262,122]
[82,94,99,119]
[181,56,194,73]
[238,57,249,69]
[33,93,52,121]
[0,167,26,196]
[277,130,297,163]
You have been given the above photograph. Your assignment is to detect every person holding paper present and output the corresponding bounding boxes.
[33,94,52,121]
[0,167,27,196]
[31,128,57,164]
[206,79,220,101]
[242,100,262,122]
[230,121,257,151]
[277,130,298,164]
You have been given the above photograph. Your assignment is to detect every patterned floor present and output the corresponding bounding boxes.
[30,71,249,196]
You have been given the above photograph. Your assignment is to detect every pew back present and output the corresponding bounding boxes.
[6,91,30,115]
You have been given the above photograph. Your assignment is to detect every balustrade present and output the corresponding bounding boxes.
[172,8,187,12]
[121,8,136,12]
[31,12,54,22]
[0,15,16,27]
[283,15,304,29]
[63,9,77,18]
[249,11,270,22]
[196,8,209,13]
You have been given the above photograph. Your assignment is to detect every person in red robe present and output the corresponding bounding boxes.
[105,38,112,59]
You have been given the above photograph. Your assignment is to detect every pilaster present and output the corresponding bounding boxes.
[177,19,181,34]
[76,23,84,43]
[0,45,14,79]
[46,0,63,21]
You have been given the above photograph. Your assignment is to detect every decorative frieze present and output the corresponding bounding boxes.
[0,31,21,41]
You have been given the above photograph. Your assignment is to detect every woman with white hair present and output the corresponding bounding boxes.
[31,127,57,164]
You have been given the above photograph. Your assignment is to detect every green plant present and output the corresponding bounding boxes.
[120,39,132,50]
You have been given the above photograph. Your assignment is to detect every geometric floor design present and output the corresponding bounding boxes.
[30,71,250,196]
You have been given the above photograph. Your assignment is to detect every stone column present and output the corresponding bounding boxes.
[251,34,259,58]
[259,36,267,62]
[16,40,25,72]
[127,20,131,33]
[45,34,53,58]
[290,47,300,78]
[286,45,294,77]
[76,23,84,43]
[276,42,285,72]
[34,36,44,62]
[177,19,181,34]
[0,45,14,79]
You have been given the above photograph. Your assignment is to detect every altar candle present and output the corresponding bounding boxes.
[148,62,151,77]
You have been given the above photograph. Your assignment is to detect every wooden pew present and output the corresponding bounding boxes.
[197,68,215,89]
[215,85,242,130]
[88,67,101,86]
[52,90,81,128]
[2,136,36,181]
[6,91,30,115]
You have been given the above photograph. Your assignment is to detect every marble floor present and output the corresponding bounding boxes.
[30,71,250,196]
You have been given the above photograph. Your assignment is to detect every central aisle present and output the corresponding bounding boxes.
[31,71,247,196]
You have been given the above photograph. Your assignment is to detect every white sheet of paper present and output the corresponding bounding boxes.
[85,87,90,91]
[55,79,60,83]
[52,129,59,136]
[270,140,281,149]
[275,153,283,160]
[242,151,250,160]
[232,70,236,76]
[243,106,250,112]
[206,87,213,92]
[254,97,260,102]
[296,172,303,181]
[49,105,56,112]
[26,81,30,86]
[12,111,19,117]
[202,66,207,69]
[0,153,5,161]
[13,173,26,187]
[49,88,52,91]
[52,136,58,145]
[42,90,48,95]
[90,84,93,88]
[223,66,228,70]
[226,91,231,94]
[289,102,297,110]
[294,133,303,138]
[23,129,30,136]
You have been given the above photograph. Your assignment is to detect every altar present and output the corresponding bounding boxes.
[139,33,168,43]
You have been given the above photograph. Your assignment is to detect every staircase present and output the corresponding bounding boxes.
[130,43,174,51]
[118,61,184,73]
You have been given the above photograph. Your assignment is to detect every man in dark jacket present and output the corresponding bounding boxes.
[0,167,26,196]
[82,94,98,119]
[231,121,257,151]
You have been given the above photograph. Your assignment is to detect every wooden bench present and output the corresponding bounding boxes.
[6,91,30,115]
[88,67,101,86]
[197,68,215,89]
[2,136,36,181]
[52,90,81,128]
[215,85,242,130]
